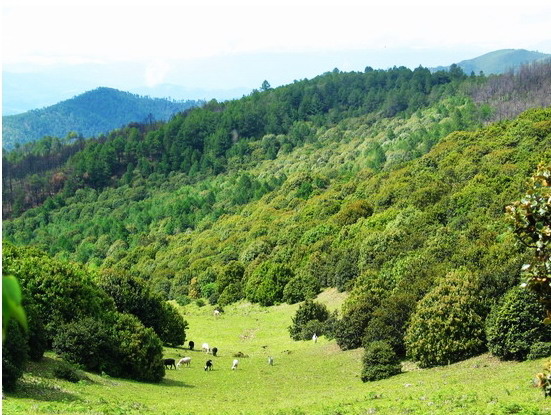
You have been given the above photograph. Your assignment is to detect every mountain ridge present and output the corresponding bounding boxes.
[2,87,203,150]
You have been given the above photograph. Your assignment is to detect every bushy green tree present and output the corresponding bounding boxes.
[97,269,187,346]
[363,293,416,356]
[405,270,486,367]
[361,341,401,382]
[335,302,374,350]
[283,273,320,304]
[289,300,330,341]
[245,262,293,306]
[52,317,114,372]
[486,286,551,360]
[107,312,165,382]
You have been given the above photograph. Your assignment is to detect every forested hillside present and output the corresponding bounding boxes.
[2,87,202,150]
[3,62,551,386]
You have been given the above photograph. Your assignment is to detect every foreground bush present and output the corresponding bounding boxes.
[486,287,551,361]
[361,341,401,382]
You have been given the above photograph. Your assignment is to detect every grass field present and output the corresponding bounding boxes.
[3,289,550,415]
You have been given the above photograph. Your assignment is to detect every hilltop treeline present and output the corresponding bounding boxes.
[3,65,471,218]
[2,87,202,150]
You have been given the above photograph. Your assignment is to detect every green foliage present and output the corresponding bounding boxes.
[2,243,114,342]
[96,269,187,346]
[485,286,551,361]
[282,273,320,304]
[361,341,402,382]
[505,163,551,322]
[2,274,27,341]
[108,312,165,382]
[25,302,47,361]
[289,300,330,341]
[334,302,374,350]
[2,320,29,391]
[52,360,88,383]
[527,342,551,360]
[362,293,417,356]
[245,262,293,306]
[52,317,113,372]
[405,270,486,367]
[332,200,373,226]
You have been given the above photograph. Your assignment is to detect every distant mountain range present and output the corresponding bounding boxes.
[3,49,549,150]
[2,88,202,150]
[432,49,550,75]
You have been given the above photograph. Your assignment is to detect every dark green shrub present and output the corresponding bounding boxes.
[362,294,416,356]
[300,320,326,340]
[2,320,29,391]
[361,341,401,382]
[5,249,114,343]
[289,300,330,341]
[97,269,187,346]
[156,303,188,347]
[283,273,320,304]
[405,271,486,367]
[335,303,373,350]
[527,342,551,360]
[323,310,340,340]
[218,282,244,306]
[175,295,192,306]
[25,302,47,361]
[52,317,113,372]
[107,312,165,382]
[245,262,293,306]
[53,361,88,383]
[333,200,373,226]
[486,287,551,361]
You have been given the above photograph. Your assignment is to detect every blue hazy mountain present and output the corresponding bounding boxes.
[2,87,202,150]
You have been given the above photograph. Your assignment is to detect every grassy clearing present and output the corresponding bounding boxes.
[3,289,550,415]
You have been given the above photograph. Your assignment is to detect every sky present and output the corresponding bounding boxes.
[2,0,551,109]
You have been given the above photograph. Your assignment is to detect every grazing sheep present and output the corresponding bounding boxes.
[535,373,551,397]
[188,340,195,350]
[268,356,274,366]
[205,360,213,371]
[213,309,220,317]
[231,359,239,370]
[202,343,210,353]
[212,347,218,356]
[312,333,318,343]
[164,358,176,369]
[177,357,191,368]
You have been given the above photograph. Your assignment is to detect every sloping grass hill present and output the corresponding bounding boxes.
[3,289,549,415]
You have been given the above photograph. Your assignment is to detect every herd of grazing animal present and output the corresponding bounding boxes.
[163,339,281,374]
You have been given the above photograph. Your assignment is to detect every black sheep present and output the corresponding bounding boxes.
[212,347,218,356]
[205,360,213,371]
[189,340,195,350]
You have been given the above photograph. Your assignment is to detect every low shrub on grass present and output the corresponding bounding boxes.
[361,340,401,382]
[53,361,88,383]
[527,342,551,360]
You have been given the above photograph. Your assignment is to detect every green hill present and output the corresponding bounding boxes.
[2,62,551,406]
[2,87,202,150]
[433,48,550,75]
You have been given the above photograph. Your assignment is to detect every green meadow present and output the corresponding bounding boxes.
[3,289,550,415]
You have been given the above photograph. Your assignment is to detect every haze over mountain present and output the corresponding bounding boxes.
[431,49,550,74]
[5,48,547,117]
[2,87,202,150]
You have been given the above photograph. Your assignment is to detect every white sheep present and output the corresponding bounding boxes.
[231,359,239,370]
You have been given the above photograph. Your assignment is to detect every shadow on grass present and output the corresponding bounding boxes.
[9,378,81,402]
[161,378,195,388]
